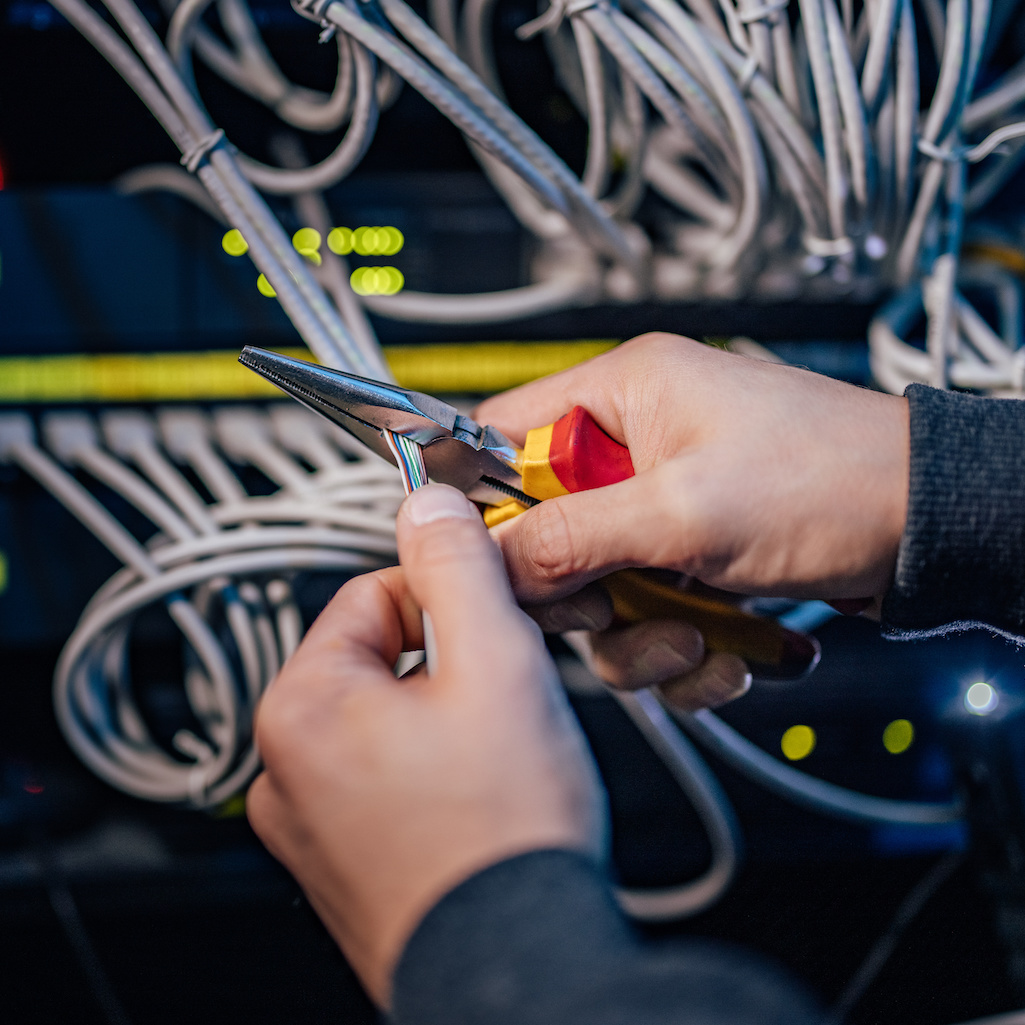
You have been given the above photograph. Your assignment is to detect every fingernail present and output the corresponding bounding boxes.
[708,671,752,708]
[634,639,699,681]
[404,485,477,526]
[546,599,601,633]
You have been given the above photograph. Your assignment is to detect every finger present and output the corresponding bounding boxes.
[525,584,613,634]
[657,652,751,712]
[490,466,686,603]
[396,484,542,685]
[279,567,423,695]
[590,620,705,689]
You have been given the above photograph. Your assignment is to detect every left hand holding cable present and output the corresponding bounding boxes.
[246,483,605,1007]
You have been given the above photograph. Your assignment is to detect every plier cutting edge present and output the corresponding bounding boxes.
[239,345,820,682]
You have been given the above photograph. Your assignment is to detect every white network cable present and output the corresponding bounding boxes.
[561,633,741,922]
[612,689,742,921]
[869,256,1025,394]
[0,406,401,806]
[563,623,962,923]
[49,0,389,379]
[91,0,1025,394]
[44,0,1024,389]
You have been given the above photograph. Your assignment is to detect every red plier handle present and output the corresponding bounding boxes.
[489,407,818,682]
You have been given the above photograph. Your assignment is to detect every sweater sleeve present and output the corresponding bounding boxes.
[881,384,1025,642]
[390,850,818,1025]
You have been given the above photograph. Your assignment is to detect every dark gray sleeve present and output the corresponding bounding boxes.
[390,850,819,1025]
[882,384,1025,642]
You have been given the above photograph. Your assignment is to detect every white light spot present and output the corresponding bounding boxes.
[802,254,826,276]
[865,235,888,260]
[965,681,999,716]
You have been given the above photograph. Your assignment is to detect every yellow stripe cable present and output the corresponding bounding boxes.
[0,340,618,403]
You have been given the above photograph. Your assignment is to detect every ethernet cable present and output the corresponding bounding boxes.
[681,708,963,826]
[613,689,741,921]
[870,256,1025,396]
[563,618,960,923]
[168,0,383,196]
[3,389,742,917]
[561,633,741,922]
[49,0,375,375]
[72,0,1025,356]
[114,164,228,224]
[0,408,401,806]
[296,0,643,272]
[162,0,364,133]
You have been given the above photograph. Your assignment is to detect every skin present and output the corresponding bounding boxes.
[249,334,911,1006]
[477,333,911,709]
[247,485,605,1007]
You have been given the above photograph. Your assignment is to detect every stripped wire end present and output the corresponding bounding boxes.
[384,429,436,673]
[384,429,428,495]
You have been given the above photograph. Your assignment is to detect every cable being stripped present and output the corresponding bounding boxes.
[383,429,437,674]
[384,428,429,493]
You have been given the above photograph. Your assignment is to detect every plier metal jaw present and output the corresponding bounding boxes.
[239,346,535,508]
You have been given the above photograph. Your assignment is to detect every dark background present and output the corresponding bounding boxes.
[3,2,1025,1023]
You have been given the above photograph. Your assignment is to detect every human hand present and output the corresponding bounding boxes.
[246,484,604,1007]
[475,333,910,707]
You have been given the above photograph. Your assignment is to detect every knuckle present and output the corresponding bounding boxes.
[625,332,688,362]
[518,500,581,583]
[253,682,314,768]
[244,773,272,833]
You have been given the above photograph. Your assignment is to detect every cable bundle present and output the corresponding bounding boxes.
[870,255,1025,393]
[49,0,389,378]
[0,406,400,805]
[427,0,1025,305]
[93,0,1025,385]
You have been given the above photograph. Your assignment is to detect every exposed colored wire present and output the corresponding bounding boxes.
[384,428,429,494]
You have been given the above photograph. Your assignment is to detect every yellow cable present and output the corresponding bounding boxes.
[0,340,618,403]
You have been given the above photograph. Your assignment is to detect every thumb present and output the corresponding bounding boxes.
[491,471,675,603]
[396,484,543,684]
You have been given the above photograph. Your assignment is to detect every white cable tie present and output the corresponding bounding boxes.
[803,234,855,258]
[735,53,759,93]
[737,0,789,25]
[180,129,227,174]
[516,0,600,40]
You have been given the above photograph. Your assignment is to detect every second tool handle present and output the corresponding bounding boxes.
[521,405,635,496]
[518,407,819,682]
